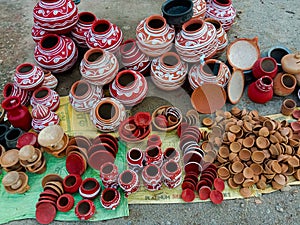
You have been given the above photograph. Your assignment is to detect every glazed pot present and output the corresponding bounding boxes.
[75,199,96,220]
[120,39,151,75]
[99,162,119,189]
[86,19,123,54]
[118,169,140,197]
[33,0,78,34]
[5,128,24,149]
[188,58,231,89]
[62,173,82,193]
[175,18,218,62]
[90,97,126,132]
[80,48,119,86]
[145,145,164,167]
[31,86,60,111]
[34,34,78,73]
[136,14,175,57]
[205,0,236,32]
[273,73,296,96]
[56,193,74,212]
[141,164,162,191]
[252,57,278,79]
[161,160,182,188]
[150,51,188,91]
[109,69,148,107]
[2,82,32,106]
[100,188,121,210]
[31,23,49,43]
[41,70,58,90]
[14,63,44,91]
[248,76,273,104]
[192,0,207,19]
[79,177,101,199]
[69,80,103,112]
[70,11,97,48]
[126,148,144,172]
[2,96,32,131]
[31,104,60,132]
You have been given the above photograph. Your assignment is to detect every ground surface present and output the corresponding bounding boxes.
[0,0,300,224]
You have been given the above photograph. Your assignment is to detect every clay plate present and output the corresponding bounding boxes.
[227,69,245,104]
[181,188,195,202]
[35,202,56,224]
[88,150,115,170]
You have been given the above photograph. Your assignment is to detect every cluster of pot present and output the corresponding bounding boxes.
[201,107,300,198]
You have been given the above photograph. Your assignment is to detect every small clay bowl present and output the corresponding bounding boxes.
[16,132,39,149]
[239,149,251,161]
[242,136,255,148]
[251,150,265,164]
[184,174,199,186]
[134,112,151,129]
[65,145,88,161]
[233,173,244,185]
[4,172,29,194]
[256,136,270,149]
[217,167,230,180]
[239,187,252,198]
[63,173,82,194]
[152,105,182,131]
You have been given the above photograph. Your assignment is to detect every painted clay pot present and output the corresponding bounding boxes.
[161,160,182,188]
[273,73,296,96]
[63,173,82,193]
[41,70,58,90]
[69,80,103,112]
[188,58,231,89]
[5,128,24,149]
[79,177,101,200]
[109,70,148,107]
[205,0,236,32]
[31,104,60,132]
[31,86,60,111]
[31,23,49,43]
[70,11,97,48]
[33,0,79,34]
[34,34,78,73]
[175,19,218,62]
[80,48,119,86]
[150,52,188,91]
[75,199,95,220]
[163,147,180,162]
[205,18,228,57]
[252,57,278,79]
[90,97,126,132]
[120,39,150,75]
[136,14,175,57]
[56,193,74,212]
[192,0,207,19]
[2,82,31,106]
[145,145,164,167]
[248,76,273,104]
[118,169,140,197]
[147,134,162,147]
[126,148,144,172]
[100,188,121,210]
[2,96,32,131]
[86,19,123,54]
[99,162,119,189]
[142,164,163,191]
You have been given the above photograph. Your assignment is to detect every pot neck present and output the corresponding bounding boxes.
[39,34,62,53]
[182,19,206,36]
[256,76,273,92]
[145,15,167,33]
[92,19,113,36]
[212,0,232,8]
[2,96,22,112]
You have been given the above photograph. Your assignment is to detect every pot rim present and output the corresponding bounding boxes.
[78,11,97,25]
[92,19,112,35]
[182,18,204,34]
[145,14,166,32]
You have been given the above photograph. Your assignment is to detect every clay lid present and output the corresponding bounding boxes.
[35,202,57,224]
[251,150,265,164]
[281,53,300,74]
[38,125,64,148]
[210,190,223,204]
[202,117,214,127]
[227,69,245,104]
[2,171,19,186]
[19,145,36,161]
[243,167,254,179]
[228,178,239,189]
[181,188,195,202]
[199,186,211,200]
[1,149,19,167]
[239,187,252,198]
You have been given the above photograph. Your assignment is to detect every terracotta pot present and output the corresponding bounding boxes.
[41,70,58,90]
[163,147,180,162]
[126,148,144,172]
[34,34,78,73]
[280,99,296,116]
[150,52,188,91]
[32,104,60,132]
[248,76,273,104]
[75,199,96,220]
[31,23,49,43]
[192,0,207,19]
[2,96,32,131]
[120,39,151,75]
[161,160,182,188]
[273,73,296,96]
[205,0,236,32]
[109,70,148,106]
[86,19,123,54]
[136,14,175,57]
[33,0,78,34]
[31,86,60,111]
[79,177,101,199]
[69,80,103,112]
[118,169,140,197]
[252,57,278,79]
[99,162,119,189]
[145,145,164,167]
[80,48,119,86]
[142,164,162,191]
[56,193,74,212]
[175,19,218,62]
[100,188,121,210]
[2,82,32,106]
[63,173,82,193]
[70,11,97,48]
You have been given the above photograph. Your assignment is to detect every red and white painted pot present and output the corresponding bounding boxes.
[145,145,164,167]
[118,169,140,197]
[163,147,180,163]
[69,80,103,112]
[86,19,123,54]
[175,18,218,62]
[30,86,60,111]
[161,160,182,189]
[31,23,49,43]
[136,14,175,57]
[248,75,274,104]
[126,148,144,172]
[79,177,101,200]
[75,199,95,220]
[41,70,58,90]
[31,104,60,132]
[34,34,78,73]
[2,82,32,106]
[142,164,162,191]
[99,162,119,189]
[80,48,119,86]
[192,0,207,19]
[109,69,148,107]
[100,188,121,210]
[33,0,78,34]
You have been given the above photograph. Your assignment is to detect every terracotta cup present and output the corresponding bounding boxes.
[281,99,296,116]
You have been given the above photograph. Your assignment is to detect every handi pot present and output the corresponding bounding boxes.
[248,76,273,104]
[100,188,121,210]
[273,73,296,96]
[252,57,278,79]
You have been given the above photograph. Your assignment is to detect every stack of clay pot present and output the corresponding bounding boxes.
[19,145,47,174]
[201,107,300,198]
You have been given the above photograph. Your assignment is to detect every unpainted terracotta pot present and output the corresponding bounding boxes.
[273,73,296,96]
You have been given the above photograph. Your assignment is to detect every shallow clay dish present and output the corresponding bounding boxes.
[35,202,57,224]
[227,69,245,104]
[88,150,115,171]
[191,84,226,114]
[66,153,86,175]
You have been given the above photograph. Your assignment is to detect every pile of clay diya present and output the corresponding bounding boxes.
[152,105,183,131]
[118,112,152,142]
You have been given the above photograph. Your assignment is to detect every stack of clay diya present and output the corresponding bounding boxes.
[1,171,30,194]
[152,105,183,131]
[19,145,47,174]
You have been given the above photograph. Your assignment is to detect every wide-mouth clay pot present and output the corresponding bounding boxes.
[63,173,82,194]
[75,199,96,221]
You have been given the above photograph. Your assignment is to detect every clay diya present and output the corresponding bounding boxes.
[2,171,30,194]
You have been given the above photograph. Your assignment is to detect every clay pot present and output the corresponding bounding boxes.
[150,52,188,91]
[147,134,162,147]
[34,34,78,73]
[175,19,218,62]
[90,97,126,132]
[273,73,296,96]
[100,188,121,210]
[0,124,9,148]
[99,162,119,189]
[80,48,119,86]
[31,23,48,43]
[33,0,78,34]
[152,106,183,131]
[145,145,164,167]
[192,0,207,19]
[63,173,82,193]
[126,148,144,172]
[6,128,25,150]
[248,76,273,104]
[41,70,58,90]
[110,70,148,106]
[118,169,140,197]
[70,11,97,48]
[142,164,163,191]
[252,57,278,79]
[14,63,44,91]
[2,82,32,106]
[31,87,60,112]
[79,177,101,199]
[56,193,74,212]
[205,0,236,32]
[267,45,292,68]
[188,59,231,89]
[136,14,175,57]
[69,80,103,112]
[75,199,96,220]
[161,160,182,188]
[163,147,180,162]
[280,99,296,116]
[32,104,60,132]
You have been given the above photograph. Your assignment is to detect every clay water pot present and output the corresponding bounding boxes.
[100,188,121,210]
[2,82,32,106]
[56,194,74,212]
[273,73,296,96]
[99,162,119,189]
[281,53,300,75]
[142,164,163,191]
[63,173,82,194]
[31,86,60,112]
[118,169,140,197]
[163,147,180,162]
[192,0,207,19]
[147,134,162,147]
[126,148,144,172]
[79,177,101,200]
[280,99,296,116]
[252,57,278,79]
[145,145,164,167]
[248,76,273,104]
[161,160,182,188]
[31,104,60,132]
[75,199,96,220]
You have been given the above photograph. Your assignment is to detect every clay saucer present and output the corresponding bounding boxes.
[196,180,208,193]
[184,161,202,176]
[1,149,20,168]
[93,134,118,149]
[68,135,92,150]
[191,84,226,114]
[91,136,118,154]
[214,178,225,192]
[181,180,196,191]
[181,188,195,202]
[227,69,244,104]
[88,150,115,170]
[210,190,224,204]
[41,174,63,188]
[199,186,211,200]
[184,173,199,186]
[35,202,57,224]
[66,152,86,175]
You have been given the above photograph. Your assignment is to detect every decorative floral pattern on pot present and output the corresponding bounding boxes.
[31,86,60,111]
[248,75,273,104]
[31,104,60,132]
[31,23,48,43]
[41,70,58,90]
[175,18,218,63]
[34,34,78,73]
[136,14,175,57]
[80,48,119,86]
[192,0,207,19]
